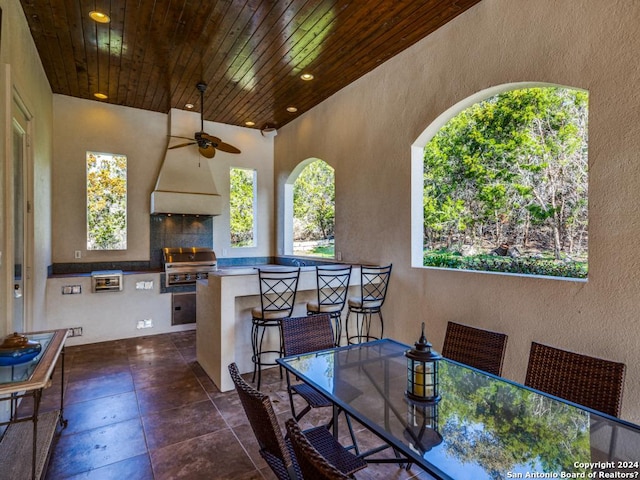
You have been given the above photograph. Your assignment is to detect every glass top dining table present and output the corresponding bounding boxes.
[277,339,640,480]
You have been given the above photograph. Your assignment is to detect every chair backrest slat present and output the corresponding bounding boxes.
[282,314,335,357]
[258,268,300,315]
[525,342,626,417]
[316,265,352,308]
[442,321,508,376]
[285,419,350,480]
[360,264,392,303]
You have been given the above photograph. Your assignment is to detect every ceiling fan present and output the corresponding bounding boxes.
[168,82,241,159]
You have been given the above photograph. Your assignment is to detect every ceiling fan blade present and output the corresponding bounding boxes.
[215,141,241,154]
[169,135,195,141]
[200,133,220,144]
[168,141,197,149]
[199,145,216,158]
[200,133,241,154]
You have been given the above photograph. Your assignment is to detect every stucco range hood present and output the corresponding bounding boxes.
[151,109,223,216]
[150,190,222,216]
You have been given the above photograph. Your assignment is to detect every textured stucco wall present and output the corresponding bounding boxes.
[52,95,274,263]
[275,0,640,422]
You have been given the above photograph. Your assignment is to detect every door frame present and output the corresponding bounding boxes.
[1,64,34,334]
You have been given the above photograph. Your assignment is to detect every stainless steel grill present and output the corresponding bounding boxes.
[163,247,217,286]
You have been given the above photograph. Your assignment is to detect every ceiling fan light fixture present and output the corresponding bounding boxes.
[300,73,314,81]
[89,11,111,23]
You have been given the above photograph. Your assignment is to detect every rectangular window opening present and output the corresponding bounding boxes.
[230,167,256,248]
[87,151,127,250]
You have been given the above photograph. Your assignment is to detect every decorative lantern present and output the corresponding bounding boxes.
[404,398,442,454]
[405,322,441,403]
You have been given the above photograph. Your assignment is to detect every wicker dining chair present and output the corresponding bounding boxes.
[280,315,360,450]
[286,418,362,480]
[441,321,508,376]
[306,265,353,346]
[229,362,298,480]
[228,363,366,480]
[524,342,626,417]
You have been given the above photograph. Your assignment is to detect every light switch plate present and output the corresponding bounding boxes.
[62,285,82,295]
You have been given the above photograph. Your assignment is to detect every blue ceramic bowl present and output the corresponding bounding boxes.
[0,345,42,366]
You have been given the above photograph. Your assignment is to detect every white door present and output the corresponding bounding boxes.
[11,99,30,333]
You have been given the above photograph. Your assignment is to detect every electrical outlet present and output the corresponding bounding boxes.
[69,327,83,337]
[74,250,82,259]
[337,251,342,261]
[137,319,153,329]
[136,281,154,290]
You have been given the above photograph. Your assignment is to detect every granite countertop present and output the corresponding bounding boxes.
[48,270,163,278]
[211,265,320,276]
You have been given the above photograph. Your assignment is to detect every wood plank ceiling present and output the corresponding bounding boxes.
[19,0,481,130]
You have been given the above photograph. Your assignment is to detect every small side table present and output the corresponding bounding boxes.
[0,329,68,480]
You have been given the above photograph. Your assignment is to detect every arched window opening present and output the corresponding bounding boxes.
[411,84,588,279]
[284,159,335,258]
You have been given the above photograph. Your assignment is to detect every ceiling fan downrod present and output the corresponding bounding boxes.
[196,82,207,133]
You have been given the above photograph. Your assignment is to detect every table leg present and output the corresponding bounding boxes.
[32,389,42,480]
[59,346,68,428]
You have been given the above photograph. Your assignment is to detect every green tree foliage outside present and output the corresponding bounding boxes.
[87,152,127,250]
[293,160,335,257]
[230,167,256,247]
[423,87,588,278]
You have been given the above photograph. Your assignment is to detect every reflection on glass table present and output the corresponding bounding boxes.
[279,339,640,480]
[0,331,57,384]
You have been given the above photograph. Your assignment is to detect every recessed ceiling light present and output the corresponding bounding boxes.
[89,11,110,23]
[185,103,194,109]
[94,92,108,100]
[300,73,314,81]
[245,121,256,127]
[286,106,298,113]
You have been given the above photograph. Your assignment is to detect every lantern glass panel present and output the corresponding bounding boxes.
[406,356,439,401]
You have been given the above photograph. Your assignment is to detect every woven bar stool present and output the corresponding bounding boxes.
[306,265,352,346]
[345,264,392,344]
[251,267,300,390]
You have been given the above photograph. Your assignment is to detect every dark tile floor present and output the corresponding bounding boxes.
[32,331,433,479]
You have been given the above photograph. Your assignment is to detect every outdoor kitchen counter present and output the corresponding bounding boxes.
[196,265,361,392]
